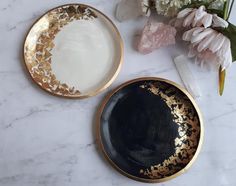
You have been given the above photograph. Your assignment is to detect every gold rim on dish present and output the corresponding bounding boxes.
[96,77,204,183]
[23,4,124,99]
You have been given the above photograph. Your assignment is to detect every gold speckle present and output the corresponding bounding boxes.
[139,82,200,179]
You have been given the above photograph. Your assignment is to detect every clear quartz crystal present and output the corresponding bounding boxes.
[116,0,141,22]
[116,0,150,22]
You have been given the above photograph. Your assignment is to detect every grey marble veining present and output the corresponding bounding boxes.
[0,0,236,185]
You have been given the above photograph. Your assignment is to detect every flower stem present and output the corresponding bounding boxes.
[218,0,230,96]
[223,0,230,19]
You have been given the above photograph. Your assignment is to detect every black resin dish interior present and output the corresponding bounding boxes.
[97,77,203,183]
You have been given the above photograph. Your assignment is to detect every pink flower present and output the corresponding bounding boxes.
[184,27,232,70]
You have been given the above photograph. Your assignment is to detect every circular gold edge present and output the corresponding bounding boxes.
[96,77,204,183]
[22,3,124,99]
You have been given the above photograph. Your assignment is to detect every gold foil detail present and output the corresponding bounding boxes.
[139,82,200,179]
[24,5,98,96]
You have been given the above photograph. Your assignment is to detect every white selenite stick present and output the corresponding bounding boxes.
[174,55,201,99]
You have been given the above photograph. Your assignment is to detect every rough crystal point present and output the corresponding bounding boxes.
[116,0,142,22]
[174,55,201,99]
[116,0,151,22]
[137,21,177,54]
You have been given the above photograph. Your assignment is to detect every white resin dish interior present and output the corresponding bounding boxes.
[51,18,119,95]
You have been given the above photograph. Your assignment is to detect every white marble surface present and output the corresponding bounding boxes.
[1,0,236,185]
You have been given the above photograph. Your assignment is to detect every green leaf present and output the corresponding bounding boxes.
[223,0,230,19]
[207,8,224,18]
[215,23,236,62]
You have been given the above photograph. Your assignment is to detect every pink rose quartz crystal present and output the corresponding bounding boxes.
[137,21,177,54]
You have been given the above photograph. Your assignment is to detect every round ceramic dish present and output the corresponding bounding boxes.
[97,77,203,183]
[23,4,123,98]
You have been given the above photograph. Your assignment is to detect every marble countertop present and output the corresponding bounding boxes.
[1,0,236,185]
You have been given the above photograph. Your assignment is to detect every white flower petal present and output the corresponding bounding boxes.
[192,41,200,48]
[191,28,214,43]
[226,52,232,68]
[217,39,232,69]
[197,32,216,52]
[188,45,197,57]
[182,28,197,41]
[209,33,225,53]
[201,13,213,28]
[174,18,184,27]
[200,60,205,68]
[193,12,207,27]
[195,57,202,66]
[224,46,232,69]
[192,5,206,27]
[221,49,232,69]
[177,8,194,18]
[183,10,196,27]
[212,14,229,28]
[217,37,231,56]
[192,27,205,36]
[196,5,206,14]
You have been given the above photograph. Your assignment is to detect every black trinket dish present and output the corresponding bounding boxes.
[96,77,203,183]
